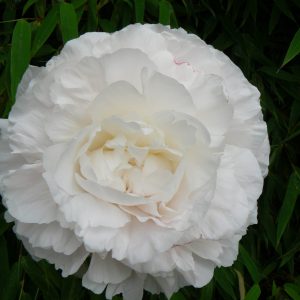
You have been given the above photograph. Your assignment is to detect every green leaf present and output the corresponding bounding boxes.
[60,2,78,44]
[239,245,262,283]
[282,28,300,67]
[259,66,300,82]
[284,283,300,300]
[20,292,32,300]
[170,291,186,300]
[35,0,46,18]
[21,257,60,300]
[71,0,87,9]
[87,0,98,31]
[0,236,9,296]
[200,281,213,300]
[61,276,83,300]
[289,101,300,127]
[21,257,48,291]
[99,19,115,33]
[244,284,261,300]
[1,262,21,300]
[268,5,280,34]
[0,213,11,236]
[10,20,31,101]
[22,0,39,15]
[31,6,58,56]
[276,171,300,245]
[274,0,296,22]
[39,260,61,291]
[159,0,172,25]
[280,241,300,267]
[272,281,280,297]
[214,268,237,300]
[134,0,145,22]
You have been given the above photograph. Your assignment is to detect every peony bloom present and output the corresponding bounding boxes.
[0,24,269,299]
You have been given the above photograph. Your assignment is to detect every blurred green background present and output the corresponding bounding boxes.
[0,0,300,299]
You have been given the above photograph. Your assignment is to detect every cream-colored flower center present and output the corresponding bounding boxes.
[78,123,182,198]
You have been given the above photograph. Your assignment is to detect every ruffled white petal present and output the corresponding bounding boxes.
[0,121,26,182]
[14,221,81,255]
[49,57,106,108]
[113,220,183,265]
[180,256,215,288]
[186,236,239,267]
[143,71,196,116]
[225,115,269,175]
[48,32,110,68]
[105,273,145,300]
[59,193,130,229]
[90,81,146,122]
[201,145,263,239]
[110,24,167,57]
[8,95,50,157]
[25,241,89,277]
[99,48,156,92]
[44,108,87,143]
[15,65,42,98]
[2,164,58,223]
[82,254,132,295]
[190,74,233,146]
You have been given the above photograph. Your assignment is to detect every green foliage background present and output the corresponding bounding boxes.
[1,0,300,299]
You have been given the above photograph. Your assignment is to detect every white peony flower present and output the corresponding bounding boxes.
[0,24,269,299]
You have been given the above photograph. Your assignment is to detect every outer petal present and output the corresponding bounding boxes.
[99,48,156,92]
[186,236,239,267]
[14,221,81,255]
[1,164,58,224]
[44,108,88,143]
[59,193,131,229]
[111,220,183,265]
[8,95,50,157]
[16,65,42,98]
[79,226,119,253]
[190,74,233,147]
[201,145,263,239]
[48,57,106,108]
[110,24,167,57]
[0,120,26,181]
[90,81,147,122]
[143,71,196,116]
[154,272,187,298]
[180,256,215,288]
[47,32,110,68]
[22,237,89,277]
[82,254,132,294]
[225,115,270,176]
[105,273,145,300]
[152,110,210,149]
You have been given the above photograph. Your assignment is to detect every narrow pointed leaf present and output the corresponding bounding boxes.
[31,6,58,56]
[22,0,38,15]
[276,171,300,245]
[239,245,262,283]
[1,262,21,300]
[159,0,172,25]
[244,284,261,300]
[134,0,145,22]
[282,28,300,67]
[60,2,78,43]
[10,20,31,101]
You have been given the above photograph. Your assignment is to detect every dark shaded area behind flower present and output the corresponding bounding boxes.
[0,0,299,299]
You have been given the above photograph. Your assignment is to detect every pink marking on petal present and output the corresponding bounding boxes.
[173,58,192,67]
[174,57,198,73]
